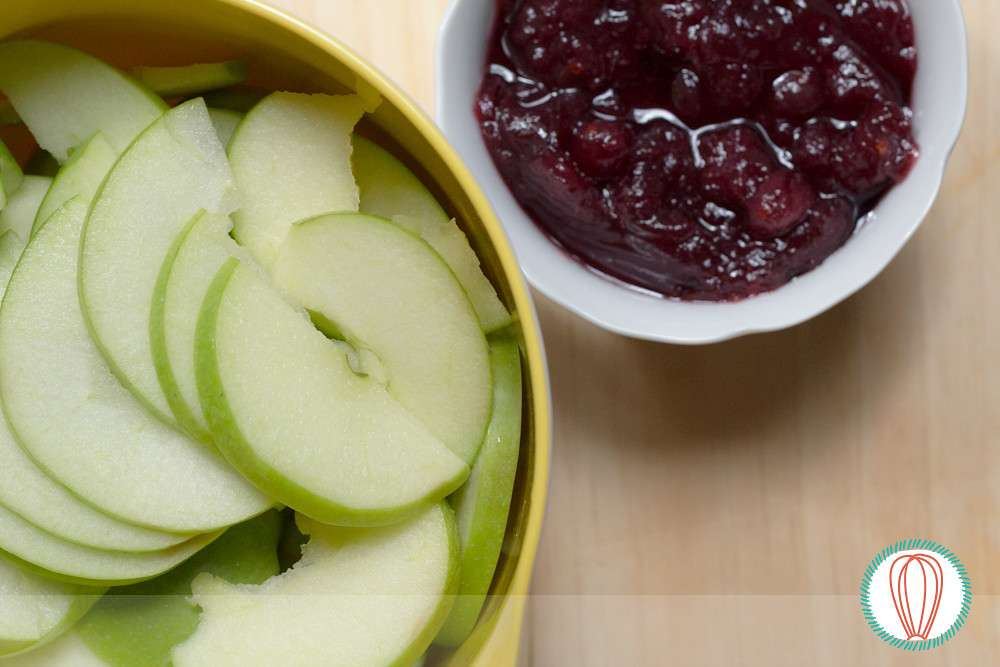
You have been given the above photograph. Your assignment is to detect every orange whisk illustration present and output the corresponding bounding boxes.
[889,553,944,641]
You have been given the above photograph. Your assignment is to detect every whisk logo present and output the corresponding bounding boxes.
[861,540,971,650]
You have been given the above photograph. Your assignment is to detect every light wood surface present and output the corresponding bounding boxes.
[267,1,997,664]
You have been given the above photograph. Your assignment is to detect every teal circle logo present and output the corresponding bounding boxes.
[860,540,971,650]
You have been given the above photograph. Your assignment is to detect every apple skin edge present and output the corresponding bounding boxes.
[386,503,464,667]
[150,208,216,446]
[433,331,523,647]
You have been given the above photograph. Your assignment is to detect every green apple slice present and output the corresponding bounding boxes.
[352,135,511,333]
[207,108,242,150]
[0,176,51,241]
[0,404,194,553]
[131,60,247,98]
[32,132,117,237]
[171,503,460,667]
[228,91,372,267]
[76,510,282,667]
[0,229,24,277]
[352,135,448,226]
[272,212,492,466]
[0,629,109,666]
[0,555,102,658]
[80,97,239,425]
[434,332,523,647]
[0,501,221,586]
[196,258,469,525]
[0,225,190,553]
[0,197,272,533]
[0,40,166,162]
[152,211,247,443]
[392,213,512,333]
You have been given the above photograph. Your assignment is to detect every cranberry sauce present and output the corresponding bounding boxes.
[476,0,918,301]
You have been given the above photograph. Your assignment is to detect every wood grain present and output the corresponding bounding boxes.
[266,0,998,664]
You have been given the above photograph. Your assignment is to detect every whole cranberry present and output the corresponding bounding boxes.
[746,169,816,238]
[770,67,824,116]
[642,0,710,59]
[698,124,775,205]
[851,101,919,187]
[836,0,916,86]
[632,119,694,180]
[570,119,634,179]
[778,194,858,270]
[793,118,856,193]
[823,43,900,115]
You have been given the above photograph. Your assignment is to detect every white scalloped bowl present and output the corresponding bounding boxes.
[436,0,968,344]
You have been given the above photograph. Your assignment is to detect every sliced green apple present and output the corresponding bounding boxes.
[0,197,272,533]
[76,510,283,667]
[207,108,242,150]
[352,135,449,227]
[0,225,191,553]
[131,60,247,98]
[0,555,102,658]
[152,210,248,443]
[0,229,24,280]
[352,134,511,332]
[228,91,372,266]
[0,501,221,586]
[434,332,523,647]
[80,97,239,425]
[171,503,460,667]
[196,257,469,526]
[272,212,492,466]
[0,40,166,162]
[32,132,117,237]
[0,176,51,241]
[0,629,109,666]
[0,403,194,553]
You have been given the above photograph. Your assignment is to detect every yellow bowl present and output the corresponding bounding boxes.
[0,1,551,665]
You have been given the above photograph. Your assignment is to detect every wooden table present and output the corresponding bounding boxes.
[268,2,997,664]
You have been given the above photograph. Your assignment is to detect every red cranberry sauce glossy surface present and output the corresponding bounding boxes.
[476,0,919,301]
